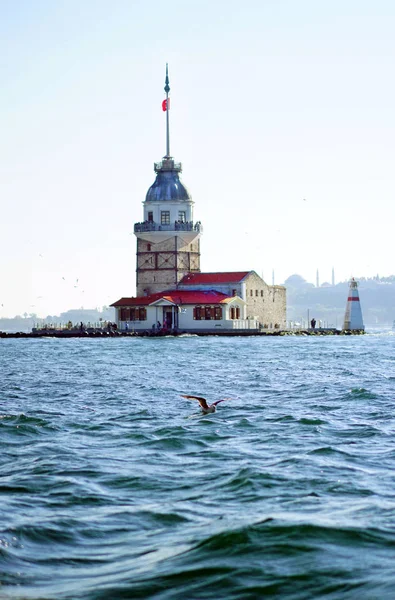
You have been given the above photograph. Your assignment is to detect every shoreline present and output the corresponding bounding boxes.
[0,328,365,339]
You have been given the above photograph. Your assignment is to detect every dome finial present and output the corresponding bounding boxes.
[164,63,170,94]
[164,63,170,158]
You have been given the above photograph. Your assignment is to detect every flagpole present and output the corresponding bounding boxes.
[164,63,170,157]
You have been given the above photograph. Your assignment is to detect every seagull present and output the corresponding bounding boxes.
[181,394,229,414]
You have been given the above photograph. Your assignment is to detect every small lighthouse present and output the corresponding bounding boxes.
[343,278,364,332]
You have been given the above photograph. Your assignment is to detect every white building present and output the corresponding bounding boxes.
[111,66,286,333]
[112,289,256,332]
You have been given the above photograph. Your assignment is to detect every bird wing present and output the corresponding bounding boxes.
[181,395,209,410]
[211,398,231,407]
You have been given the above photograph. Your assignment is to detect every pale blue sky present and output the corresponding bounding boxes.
[1,0,394,317]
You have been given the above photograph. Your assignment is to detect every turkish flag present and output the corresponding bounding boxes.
[162,98,170,111]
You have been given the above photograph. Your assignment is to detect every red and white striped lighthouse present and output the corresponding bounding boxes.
[343,278,364,331]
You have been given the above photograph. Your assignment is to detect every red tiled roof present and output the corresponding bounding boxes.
[179,272,250,285]
[111,290,233,307]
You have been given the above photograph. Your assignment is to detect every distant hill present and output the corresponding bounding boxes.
[0,307,115,333]
[286,275,395,327]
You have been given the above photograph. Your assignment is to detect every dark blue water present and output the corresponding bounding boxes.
[1,333,395,599]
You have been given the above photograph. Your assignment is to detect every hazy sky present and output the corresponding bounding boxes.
[1,0,394,317]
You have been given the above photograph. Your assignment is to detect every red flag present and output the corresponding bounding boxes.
[162,98,170,111]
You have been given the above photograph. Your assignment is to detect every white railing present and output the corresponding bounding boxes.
[231,319,259,329]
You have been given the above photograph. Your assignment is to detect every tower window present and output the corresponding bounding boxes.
[147,243,151,251]
[178,211,186,223]
[161,211,170,225]
[148,211,153,222]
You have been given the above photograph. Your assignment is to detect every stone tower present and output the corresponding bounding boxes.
[134,65,202,297]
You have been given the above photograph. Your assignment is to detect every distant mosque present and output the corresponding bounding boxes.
[111,66,286,332]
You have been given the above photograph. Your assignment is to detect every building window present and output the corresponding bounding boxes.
[214,307,222,320]
[128,307,147,321]
[230,306,240,320]
[147,243,151,251]
[120,308,130,321]
[178,211,186,222]
[194,306,222,320]
[193,306,203,320]
[250,289,253,297]
[205,306,212,320]
[232,289,237,296]
[255,290,258,297]
[161,211,170,225]
[148,211,153,222]
[261,290,263,297]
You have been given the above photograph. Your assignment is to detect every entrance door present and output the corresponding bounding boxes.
[163,308,173,329]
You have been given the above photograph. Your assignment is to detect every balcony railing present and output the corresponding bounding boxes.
[154,159,182,172]
[134,221,203,234]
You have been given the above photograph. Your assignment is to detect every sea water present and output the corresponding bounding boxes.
[1,333,395,599]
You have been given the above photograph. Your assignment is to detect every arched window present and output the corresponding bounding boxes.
[230,306,240,320]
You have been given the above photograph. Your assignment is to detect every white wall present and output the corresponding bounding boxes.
[118,302,254,331]
[143,200,194,223]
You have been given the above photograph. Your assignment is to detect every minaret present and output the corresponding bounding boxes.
[332,267,335,286]
[343,278,364,331]
[316,269,319,288]
[134,65,202,297]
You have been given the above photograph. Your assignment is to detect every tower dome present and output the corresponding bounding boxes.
[145,160,191,202]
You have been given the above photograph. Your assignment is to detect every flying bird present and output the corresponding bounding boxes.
[181,395,229,414]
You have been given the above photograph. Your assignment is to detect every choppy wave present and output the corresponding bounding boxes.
[1,334,395,599]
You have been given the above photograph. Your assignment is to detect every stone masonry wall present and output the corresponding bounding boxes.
[136,236,200,296]
[244,272,286,328]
